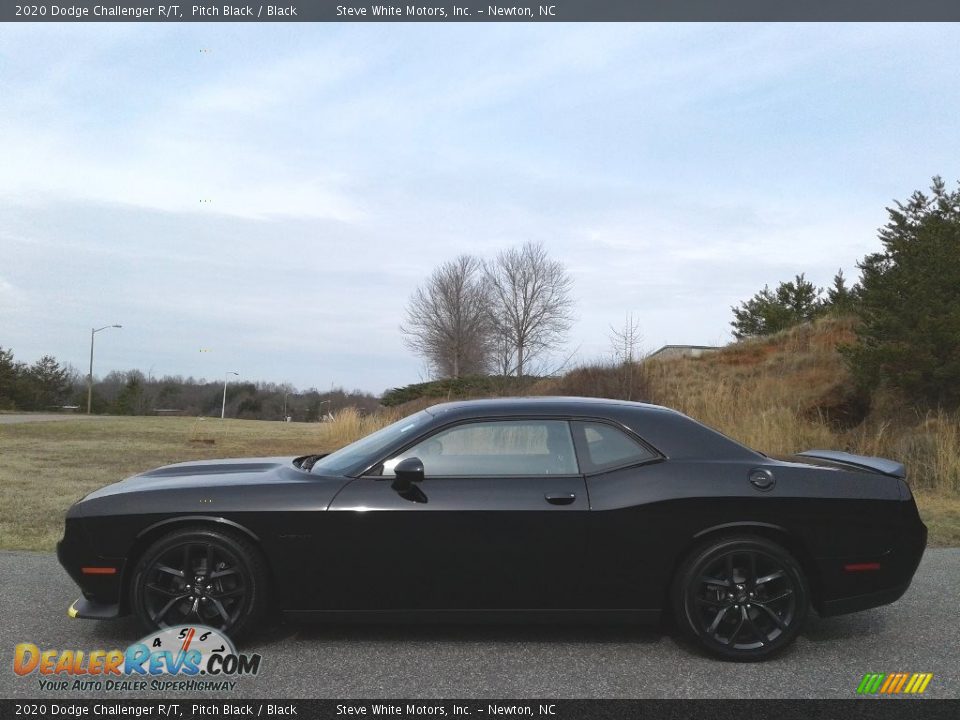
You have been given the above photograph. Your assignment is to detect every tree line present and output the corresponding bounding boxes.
[0,350,75,412]
[730,176,960,408]
[0,352,378,420]
[401,241,574,379]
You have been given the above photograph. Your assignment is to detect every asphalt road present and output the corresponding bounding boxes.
[1,550,956,699]
[0,414,101,424]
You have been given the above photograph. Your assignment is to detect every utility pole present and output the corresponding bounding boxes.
[221,371,239,419]
[87,324,122,414]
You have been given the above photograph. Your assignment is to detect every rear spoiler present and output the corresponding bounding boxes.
[796,450,906,479]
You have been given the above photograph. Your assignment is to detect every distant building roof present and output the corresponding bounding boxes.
[647,344,722,360]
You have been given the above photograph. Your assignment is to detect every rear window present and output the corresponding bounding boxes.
[574,421,657,472]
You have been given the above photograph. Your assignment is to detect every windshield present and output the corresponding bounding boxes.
[309,410,431,475]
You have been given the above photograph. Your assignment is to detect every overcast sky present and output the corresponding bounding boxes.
[1,23,959,394]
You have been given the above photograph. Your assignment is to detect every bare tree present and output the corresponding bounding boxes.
[608,312,643,400]
[401,255,493,379]
[492,334,517,378]
[485,241,574,378]
[609,312,643,365]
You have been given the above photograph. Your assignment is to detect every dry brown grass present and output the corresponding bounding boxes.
[315,406,401,447]
[914,492,960,548]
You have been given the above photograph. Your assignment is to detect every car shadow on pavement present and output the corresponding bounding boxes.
[74,608,884,652]
[801,608,888,642]
[72,612,664,648]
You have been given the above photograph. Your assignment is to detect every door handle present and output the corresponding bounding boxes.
[545,492,576,506]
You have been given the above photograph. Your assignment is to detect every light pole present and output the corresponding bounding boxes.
[221,371,239,419]
[87,324,122,414]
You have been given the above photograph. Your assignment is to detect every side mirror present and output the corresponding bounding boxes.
[391,457,425,493]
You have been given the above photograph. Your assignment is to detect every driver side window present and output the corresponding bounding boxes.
[382,420,578,477]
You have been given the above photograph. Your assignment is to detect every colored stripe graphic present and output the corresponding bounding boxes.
[880,674,897,693]
[858,673,932,694]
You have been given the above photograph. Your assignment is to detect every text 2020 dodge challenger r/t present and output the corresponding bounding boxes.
[57,397,927,660]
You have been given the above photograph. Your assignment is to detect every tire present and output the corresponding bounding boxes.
[130,525,268,639]
[671,536,809,661]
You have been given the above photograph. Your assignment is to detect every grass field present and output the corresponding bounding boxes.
[1,412,957,551]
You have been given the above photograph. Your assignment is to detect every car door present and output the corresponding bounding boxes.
[572,419,674,610]
[323,418,588,612]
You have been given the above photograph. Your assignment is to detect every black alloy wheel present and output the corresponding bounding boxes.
[131,526,267,637]
[673,536,809,661]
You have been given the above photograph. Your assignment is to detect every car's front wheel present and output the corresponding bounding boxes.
[130,525,268,638]
[672,536,809,661]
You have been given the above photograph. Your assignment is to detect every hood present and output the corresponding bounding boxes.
[81,456,305,501]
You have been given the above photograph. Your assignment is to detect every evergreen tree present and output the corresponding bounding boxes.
[28,355,72,409]
[846,176,960,406]
[731,274,823,339]
[0,347,24,409]
[825,269,856,314]
[113,374,144,415]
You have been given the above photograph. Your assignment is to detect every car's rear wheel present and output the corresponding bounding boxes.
[130,526,267,638]
[672,536,809,661]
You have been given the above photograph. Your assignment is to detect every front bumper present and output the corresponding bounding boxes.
[57,518,127,615]
[68,597,121,620]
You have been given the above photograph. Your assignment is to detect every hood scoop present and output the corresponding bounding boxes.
[796,450,906,479]
[140,461,281,479]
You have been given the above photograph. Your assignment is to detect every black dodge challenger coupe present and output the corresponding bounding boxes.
[58,397,927,660]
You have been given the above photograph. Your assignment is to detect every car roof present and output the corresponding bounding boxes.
[417,397,760,462]
[422,396,678,418]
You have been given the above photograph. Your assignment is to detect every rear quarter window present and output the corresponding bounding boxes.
[573,420,657,472]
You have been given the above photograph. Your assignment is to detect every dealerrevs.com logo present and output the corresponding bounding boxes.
[13,625,261,692]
